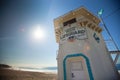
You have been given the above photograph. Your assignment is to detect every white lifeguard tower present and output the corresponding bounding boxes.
[54,7,119,80]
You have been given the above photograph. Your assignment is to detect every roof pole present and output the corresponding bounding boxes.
[98,9,120,64]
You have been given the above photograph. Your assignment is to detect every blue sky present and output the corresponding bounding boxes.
[0,0,120,68]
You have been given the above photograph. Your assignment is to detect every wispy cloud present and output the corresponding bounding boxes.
[0,37,15,40]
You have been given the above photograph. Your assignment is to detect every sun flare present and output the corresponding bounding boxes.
[32,26,46,41]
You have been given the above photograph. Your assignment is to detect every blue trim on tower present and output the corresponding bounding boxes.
[63,53,94,80]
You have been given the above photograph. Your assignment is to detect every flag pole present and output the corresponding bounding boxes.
[98,9,120,64]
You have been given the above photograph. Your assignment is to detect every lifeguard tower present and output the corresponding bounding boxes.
[54,7,119,80]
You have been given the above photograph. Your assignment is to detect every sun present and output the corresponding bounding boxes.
[32,26,46,41]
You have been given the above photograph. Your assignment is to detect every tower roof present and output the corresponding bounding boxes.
[54,7,102,43]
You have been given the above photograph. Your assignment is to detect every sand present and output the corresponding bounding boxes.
[0,68,57,80]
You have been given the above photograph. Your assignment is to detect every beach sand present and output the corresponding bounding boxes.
[0,68,57,80]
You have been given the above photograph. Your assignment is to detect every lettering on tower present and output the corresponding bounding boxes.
[93,33,100,43]
[60,23,87,43]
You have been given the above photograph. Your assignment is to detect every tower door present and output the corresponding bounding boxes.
[63,53,94,80]
[70,61,88,80]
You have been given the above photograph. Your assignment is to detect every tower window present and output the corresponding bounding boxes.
[63,18,76,26]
